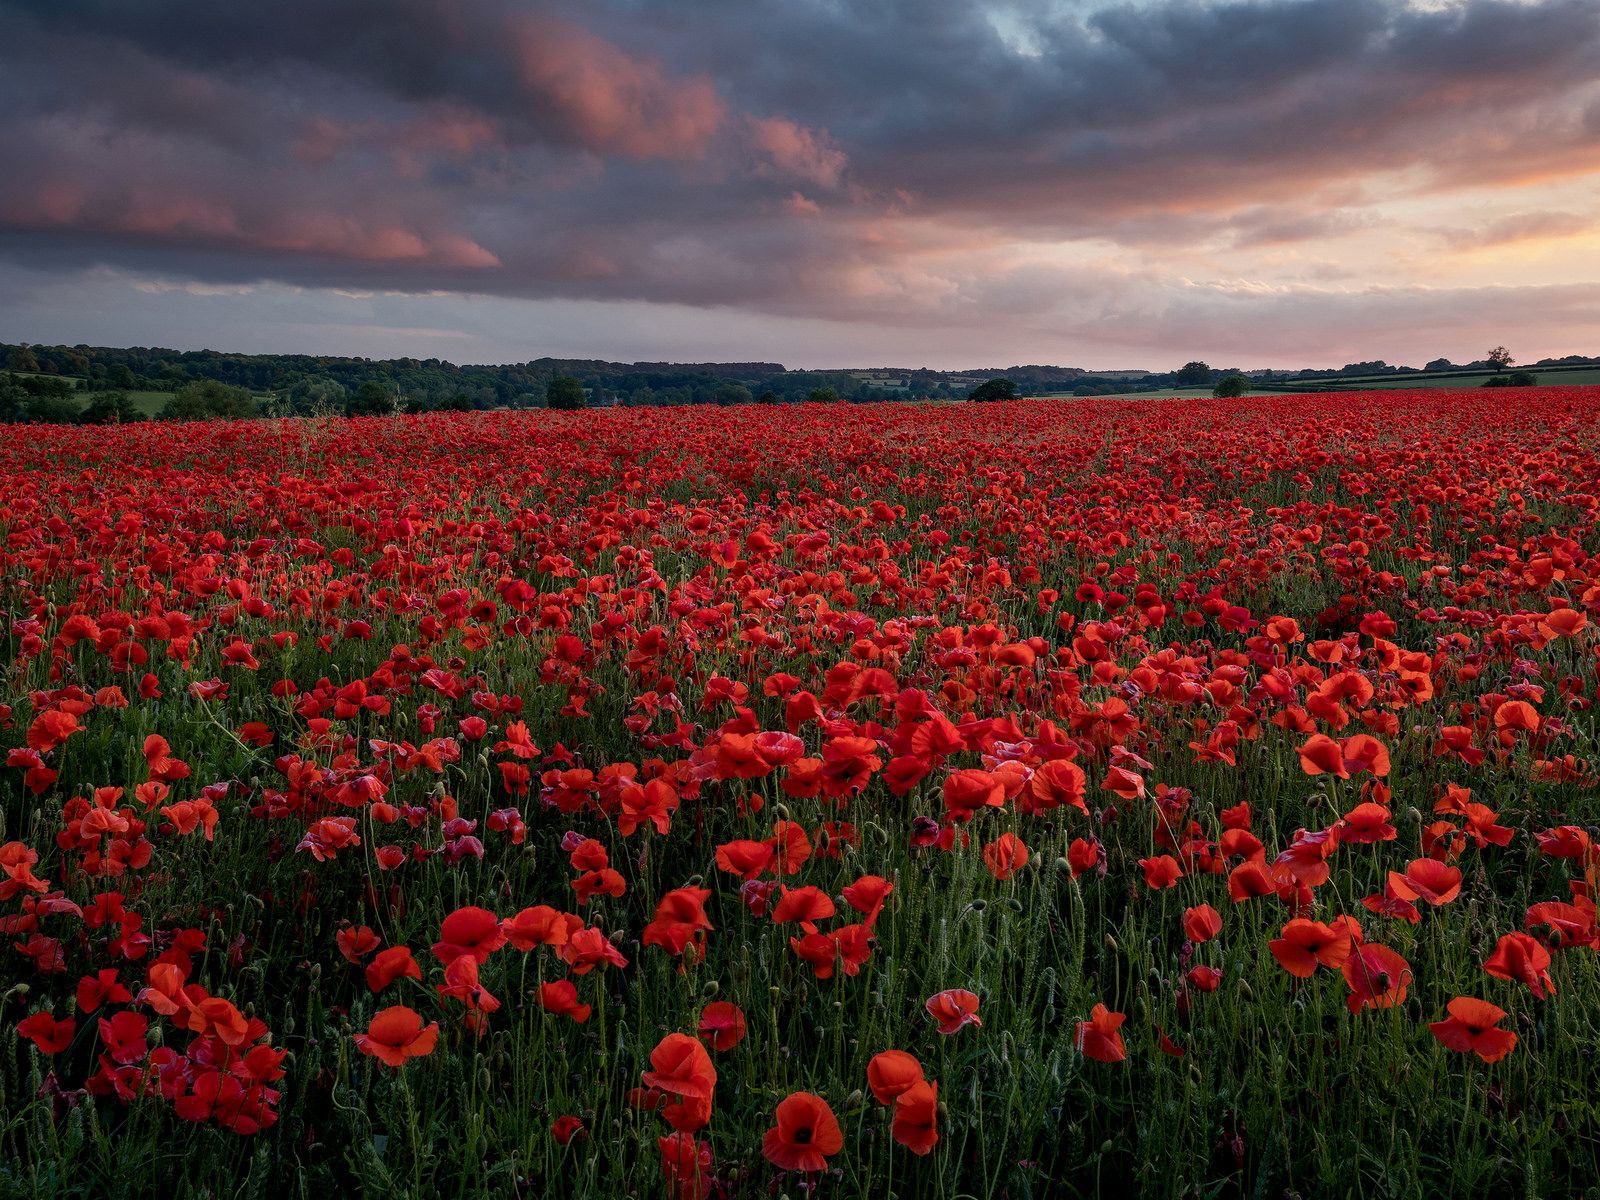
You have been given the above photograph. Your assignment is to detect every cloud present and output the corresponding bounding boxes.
[748,117,847,188]
[1438,210,1597,250]
[0,0,1598,362]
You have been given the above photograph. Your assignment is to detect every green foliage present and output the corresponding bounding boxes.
[160,380,259,421]
[1482,373,1538,388]
[804,386,839,404]
[1212,374,1250,398]
[546,375,588,411]
[5,345,39,372]
[1176,361,1212,386]
[78,392,143,425]
[345,380,397,417]
[968,378,1019,402]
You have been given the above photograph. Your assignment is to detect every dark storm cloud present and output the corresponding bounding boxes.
[0,0,1597,318]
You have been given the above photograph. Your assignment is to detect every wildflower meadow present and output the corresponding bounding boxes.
[3,391,1599,1199]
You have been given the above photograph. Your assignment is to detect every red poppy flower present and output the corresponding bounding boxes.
[762,1092,844,1172]
[642,1032,717,1102]
[696,1001,746,1051]
[539,979,592,1024]
[365,946,422,993]
[1483,932,1555,999]
[925,988,982,1034]
[354,1006,438,1068]
[17,1010,75,1054]
[1183,904,1223,943]
[983,832,1029,880]
[892,1079,938,1155]
[1342,943,1410,1012]
[1429,997,1517,1063]
[866,1049,925,1104]
[1387,858,1462,906]
[1139,854,1184,889]
[1076,1003,1126,1062]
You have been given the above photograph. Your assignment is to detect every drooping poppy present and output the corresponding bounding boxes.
[1483,932,1555,999]
[642,1032,717,1102]
[925,988,982,1035]
[866,1049,925,1104]
[1076,1003,1126,1062]
[892,1080,939,1155]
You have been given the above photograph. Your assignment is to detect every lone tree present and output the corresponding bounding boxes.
[1176,361,1212,386]
[345,379,396,417]
[968,378,1019,402]
[1486,346,1513,371]
[1213,374,1250,399]
[804,386,839,404]
[161,380,259,421]
[546,375,587,411]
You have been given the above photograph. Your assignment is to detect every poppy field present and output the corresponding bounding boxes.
[3,390,1600,1199]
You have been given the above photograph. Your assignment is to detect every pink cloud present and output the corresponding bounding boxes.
[748,116,847,188]
[513,18,725,160]
[3,184,499,268]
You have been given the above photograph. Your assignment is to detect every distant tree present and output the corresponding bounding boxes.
[755,390,779,405]
[712,383,753,407]
[161,380,258,421]
[546,375,587,411]
[968,378,1019,402]
[1176,361,1212,386]
[1486,371,1537,388]
[286,376,347,416]
[108,363,138,389]
[22,394,81,423]
[804,386,839,404]
[1423,358,1455,372]
[1213,374,1250,398]
[79,391,142,425]
[6,346,38,373]
[1486,346,1513,370]
[0,377,26,421]
[345,380,396,417]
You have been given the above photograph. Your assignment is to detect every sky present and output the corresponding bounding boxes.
[2,0,1599,371]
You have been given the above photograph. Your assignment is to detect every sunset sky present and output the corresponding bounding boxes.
[2,0,1599,369]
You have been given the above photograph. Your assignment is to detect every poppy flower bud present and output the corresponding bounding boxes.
[843,1089,864,1111]
[774,803,791,822]
[1237,979,1254,1002]
[1104,933,1119,953]
[701,980,719,997]
[1006,897,1024,913]
[967,899,987,913]
[1406,807,1424,825]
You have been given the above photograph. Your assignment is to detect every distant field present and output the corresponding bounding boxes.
[1276,366,1600,391]
[1038,385,1299,400]
[1038,369,1600,400]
